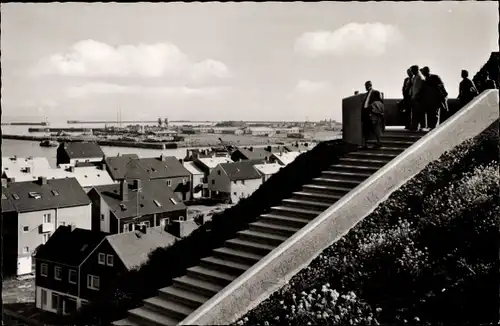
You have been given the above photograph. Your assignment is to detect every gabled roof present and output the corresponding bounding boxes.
[233,147,272,161]
[2,156,51,178]
[219,161,262,181]
[104,154,144,180]
[59,142,104,159]
[93,179,187,219]
[183,161,204,175]
[139,156,190,179]
[35,226,108,266]
[195,157,233,170]
[272,152,301,166]
[3,178,91,213]
[105,226,179,270]
[253,163,282,176]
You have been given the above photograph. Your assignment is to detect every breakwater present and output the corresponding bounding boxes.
[2,134,177,150]
[28,127,95,133]
[2,122,48,126]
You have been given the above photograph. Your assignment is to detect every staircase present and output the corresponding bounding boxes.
[113,129,427,326]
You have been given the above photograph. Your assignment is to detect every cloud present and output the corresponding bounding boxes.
[295,80,332,94]
[294,22,403,57]
[65,82,231,99]
[34,40,231,81]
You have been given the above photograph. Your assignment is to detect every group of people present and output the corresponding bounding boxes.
[358,65,497,149]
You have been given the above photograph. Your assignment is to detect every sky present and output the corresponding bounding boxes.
[1,2,498,123]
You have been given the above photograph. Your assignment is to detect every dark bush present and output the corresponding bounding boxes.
[66,140,357,325]
[236,120,499,326]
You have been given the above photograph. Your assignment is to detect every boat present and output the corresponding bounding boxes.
[40,140,59,147]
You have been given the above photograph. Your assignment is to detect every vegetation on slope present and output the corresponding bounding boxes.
[235,120,499,326]
[67,139,357,325]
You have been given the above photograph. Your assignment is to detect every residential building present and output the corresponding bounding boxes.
[55,164,115,192]
[34,226,108,315]
[2,156,52,182]
[56,142,105,166]
[87,179,188,234]
[183,161,205,199]
[247,127,276,137]
[104,154,191,201]
[2,186,18,276]
[208,161,263,204]
[284,142,315,153]
[193,157,233,197]
[253,163,283,182]
[270,151,302,166]
[231,147,273,163]
[2,177,91,276]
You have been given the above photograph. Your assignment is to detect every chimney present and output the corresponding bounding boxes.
[101,162,106,171]
[169,217,197,238]
[13,155,17,161]
[133,179,142,190]
[135,223,147,235]
[38,176,47,185]
[160,154,167,161]
[179,159,184,164]
[69,166,75,173]
[120,180,129,201]
[25,167,31,174]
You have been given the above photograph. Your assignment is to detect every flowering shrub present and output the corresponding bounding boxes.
[235,120,499,326]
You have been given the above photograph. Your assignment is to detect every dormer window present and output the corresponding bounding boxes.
[170,197,178,205]
[12,193,20,200]
[29,192,41,199]
[153,199,162,207]
[51,190,60,196]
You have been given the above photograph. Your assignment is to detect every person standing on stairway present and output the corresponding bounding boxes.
[360,81,384,149]
[402,68,413,130]
[409,65,426,131]
[458,69,479,108]
[420,66,448,130]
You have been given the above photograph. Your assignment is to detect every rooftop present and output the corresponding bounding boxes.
[272,152,302,166]
[92,179,187,219]
[234,147,272,161]
[35,226,108,266]
[139,155,190,179]
[106,226,179,270]
[2,156,51,176]
[183,161,204,175]
[196,157,233,170]
[253,163,283,176]
[59,142,105,159]
[104,154,142,180]
[219,161,262,181]
[2,178,91,213]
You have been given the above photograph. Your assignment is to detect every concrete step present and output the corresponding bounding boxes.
[300,185,352,197]
[338,157,390,168]
[186,265,236,287]
[367,139,415,148]
[281,198,331,211]
[158,285,210,309]
[173,275,225,298]
[329,164,382,174]
[128,306,180,326]
[236,229,288,247]
[270,205,323,219]
[212,247,264,266]
[321,170,372,181]
[383,130,427,137]
[112,318,141,326]
[249,221,301,237]
[355,146,406,154]
[292,191,344,204]
[199,256,252,276]
[311,177,362,188]
[259,214,311,229]
[380,134,424,141]
[225,238,276,256]
[143,296,194,321]
[345,151,399,161]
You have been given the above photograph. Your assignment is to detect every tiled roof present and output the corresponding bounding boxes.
[196,157,233,170]
[59,142,104,159]
[106,226,179,270]
[35,226,108,266]
[183,161,204,175]
[272,152,302,166]
[253,163,282,176]
[104,154,143,180]
[233,147,272,161]
[139,156,190,179]
[2,178,91,213]
[105,155,190,181]
[92,179,187,219]
[219,161,262,181]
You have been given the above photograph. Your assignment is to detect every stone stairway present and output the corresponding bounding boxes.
[113,129,427,326]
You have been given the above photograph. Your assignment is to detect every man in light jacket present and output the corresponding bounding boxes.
[410,65,426,131]
[360,81,384,149]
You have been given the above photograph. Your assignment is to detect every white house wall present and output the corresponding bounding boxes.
[100,196,111,233]
[229,178,262,204]
[36,286,86,314]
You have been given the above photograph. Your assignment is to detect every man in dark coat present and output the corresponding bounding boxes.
[402,68,413,130]
[483,72,497,90]
[458,69,479,108]
[420,66,448,130]
[361,81,384,149]
[409,65,426,131]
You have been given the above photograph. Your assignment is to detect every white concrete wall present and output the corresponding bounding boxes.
[228,178,262,204]
[99,197,111,233]
[70,157,102,165]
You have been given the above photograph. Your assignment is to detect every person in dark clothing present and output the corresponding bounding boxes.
[402,68,413,130]
[409,65,426,131]
[483,72,497,90]
[458,69,479,108]
[420,66,448,130]
[360,81,384,149]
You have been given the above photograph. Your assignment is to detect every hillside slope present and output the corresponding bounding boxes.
[235,120,499,326]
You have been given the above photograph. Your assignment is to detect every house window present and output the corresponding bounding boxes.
[233,192,237,195]
[43,233,50,244]
[43,213,51,223]
[23,246,29,254]
[167,180,172,187]
[51,293,59,310]
[87,274,100,290]
[218,170,221,175]
[51,190,60,196]
[98,253,106,265]
[106,254,114,266]
[69,269,77,284]
[41,289,48,306]
[170,197,178,205]
[211,180,215,185]
[100,214,105,221]
[144,221,150,228]
[12,193,20,200]
[54,266,62,281]
[40,263,48,277]
[153,199,162,207]
[23,226,29,232]
[242,180,245,185]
